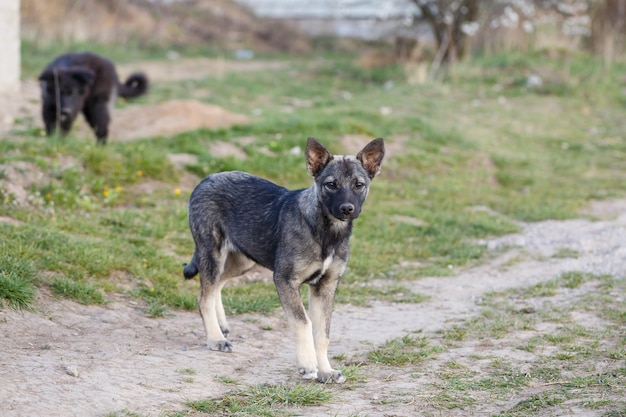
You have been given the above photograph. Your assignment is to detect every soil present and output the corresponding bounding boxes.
[2,59,626,417]
[1,199,625,417]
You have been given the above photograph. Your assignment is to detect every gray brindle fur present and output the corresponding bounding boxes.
[184,137,385,383]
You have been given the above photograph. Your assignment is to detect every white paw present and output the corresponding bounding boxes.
[207,339,233,352]
[299,368,318,380]
[317,370,346,384]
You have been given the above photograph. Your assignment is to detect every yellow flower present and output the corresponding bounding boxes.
[137,170,143,177]
[174,188,181,196]
[102,190,109,198]
[115,185,122,192]
[45,193,52,200]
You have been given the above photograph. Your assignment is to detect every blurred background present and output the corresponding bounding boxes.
[3,0,626,83]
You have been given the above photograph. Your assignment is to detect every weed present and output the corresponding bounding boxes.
[215,375,238,385]
[185,383,332,416]
[335,282,429,306]
[103,410,145,417]
[178,368,197,375]
[338,363,367,384]
[504,390,567,414]
[559,271,595,288]
[222,281,282,315]
[603,408,626,417]
[552,248,580,259]
[368,335,443,366]
[143,300,169,318]
[50,277,105,305]
[0,254,37,310]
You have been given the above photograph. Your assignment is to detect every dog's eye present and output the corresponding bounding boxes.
[354,181,365,190]
[324,181,338,190]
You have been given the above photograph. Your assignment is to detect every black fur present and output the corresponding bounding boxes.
[38,52,148,145]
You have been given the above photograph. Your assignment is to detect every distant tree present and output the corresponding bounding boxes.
[408,1,625,65]
[409,0,480,65]
[587,0,626,63]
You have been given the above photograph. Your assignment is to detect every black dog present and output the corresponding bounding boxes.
[38,52,148,144]
[184,137,385,383]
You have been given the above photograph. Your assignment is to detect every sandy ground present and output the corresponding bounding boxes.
[1,58,625,417]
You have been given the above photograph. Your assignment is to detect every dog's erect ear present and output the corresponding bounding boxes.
[306,137,333,177]
[357,138,385,179]
[70,67,95,86]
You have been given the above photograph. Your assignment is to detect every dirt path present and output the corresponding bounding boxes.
[1,200,624,417]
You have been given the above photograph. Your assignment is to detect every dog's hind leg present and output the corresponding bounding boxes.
[309,274,346,383]
[214,279,230,337]
[215,252,256,337]
[196,242,233,352]
[198,282,232,352]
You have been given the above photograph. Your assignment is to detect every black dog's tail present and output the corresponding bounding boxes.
[183,251,199,279]
[118,72,148,99]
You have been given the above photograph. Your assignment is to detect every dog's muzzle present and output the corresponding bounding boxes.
[60,108,72,120]
[334,203,359,221]
[340,203,355,217]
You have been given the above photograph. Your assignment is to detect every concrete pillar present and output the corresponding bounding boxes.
[0,0,20,93]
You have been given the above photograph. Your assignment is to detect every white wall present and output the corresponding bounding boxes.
[234,0,422,40]
[235,0,418,19]
[0,0,20,93]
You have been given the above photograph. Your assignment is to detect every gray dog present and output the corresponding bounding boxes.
[184,137,385,383]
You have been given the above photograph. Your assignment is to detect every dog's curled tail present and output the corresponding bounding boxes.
[118,72,149,99]
[183,252,199,279]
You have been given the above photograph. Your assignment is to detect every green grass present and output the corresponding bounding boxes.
[368,335,443,366]
[438,271,608,344]
[222,281,282,315]
[2,41,626,314]
[50,276,106,305]
[0,255,37,310]
[184,383,333,416]
[418,273,626,415]
[20,38,224,79]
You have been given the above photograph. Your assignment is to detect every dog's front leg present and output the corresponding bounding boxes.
[42,106,57,136]
[309,273,346,383]
[274,275,318,380]
[83,100,110,145]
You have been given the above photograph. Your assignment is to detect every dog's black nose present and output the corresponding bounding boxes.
[340,203,355,216]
